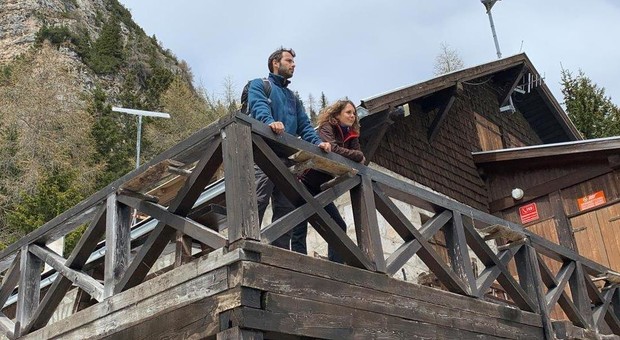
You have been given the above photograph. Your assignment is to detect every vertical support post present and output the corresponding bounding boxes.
[217,327,263,340]
[444,212,476,295]
[15,246,42,337]
[174,232,193,267]
[569,262,595,331]
[523,244,555,340]
[351,176,386,272]
[104,193,131,298]
[222,121,259,243]
[550,191,576,251]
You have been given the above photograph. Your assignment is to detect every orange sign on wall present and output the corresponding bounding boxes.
[519,203,539,224]
[577,190,606,211]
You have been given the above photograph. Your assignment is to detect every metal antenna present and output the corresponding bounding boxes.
[481,0,502,59]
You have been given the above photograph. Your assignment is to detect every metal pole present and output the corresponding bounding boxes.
[136,115,142,169]
[486,9,502,59]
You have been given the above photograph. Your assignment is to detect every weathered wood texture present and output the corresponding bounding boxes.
[231,241,544,339]
[23,249,248,339]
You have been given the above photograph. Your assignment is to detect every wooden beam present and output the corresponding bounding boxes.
[444,212,476,295]
[568,262,594,329]
[0,114,234,264]
[24,205,107,333]
[385,210,452,276]
[0,255,20,308]
[537,256,589,328]
[0,312,14,339]
[545,262,575,312]
[351,176,386,272]
[222,121,259,242]
[252,134,374,270]
[260,176,360,244]
[475,247,518,297]
[462,221,537,311]
[116,136,223,293]
[427,87,457,143]
[497,63,526,107]
[374,187,469,294]
[584,277,620,334]
[521,245,556,339]
[15,246,42,337]
[217,327,264,340]
[29,244,104,302]
[104,193,131,298]
[117,195,227,250]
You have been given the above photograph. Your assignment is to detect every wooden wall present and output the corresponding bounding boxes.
[371,82,541,212]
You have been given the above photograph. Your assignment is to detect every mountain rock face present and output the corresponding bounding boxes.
[0,0,215,246]
[0,0,101,64]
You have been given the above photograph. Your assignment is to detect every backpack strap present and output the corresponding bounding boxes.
[262,78,272,99]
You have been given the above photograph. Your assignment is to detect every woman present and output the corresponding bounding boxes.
[291,99,365,263]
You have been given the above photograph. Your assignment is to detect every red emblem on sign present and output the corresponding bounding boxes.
[519,203,539,224]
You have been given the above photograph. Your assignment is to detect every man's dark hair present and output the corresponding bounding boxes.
[268,47,295,73]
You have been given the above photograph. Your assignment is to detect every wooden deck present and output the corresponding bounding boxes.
[1,113,620,339]
[23,241,544,339]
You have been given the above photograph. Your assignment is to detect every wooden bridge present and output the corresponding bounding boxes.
[1,113,619,339]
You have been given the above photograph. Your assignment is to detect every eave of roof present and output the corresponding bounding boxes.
[359,52,581,142]
[472,136,620,166]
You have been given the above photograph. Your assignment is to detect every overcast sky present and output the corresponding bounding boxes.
[117,0,620,110]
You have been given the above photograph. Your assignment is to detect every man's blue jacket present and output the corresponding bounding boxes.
[248,73,321,145]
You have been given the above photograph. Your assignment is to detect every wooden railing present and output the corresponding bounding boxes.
[0,113,619,339]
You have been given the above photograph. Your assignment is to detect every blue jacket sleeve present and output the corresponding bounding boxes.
[248,79,274,125]
[295,99,322,145]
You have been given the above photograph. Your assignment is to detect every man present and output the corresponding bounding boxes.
[247,47,331,250]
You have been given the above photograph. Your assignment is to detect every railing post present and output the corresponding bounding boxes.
[104,193,131,298]
[570,261,595,331]
[222,121,259,243]
[15,245,42,337]
[351,176,386,272]
[519,244,555,339]
[444,212,476,295]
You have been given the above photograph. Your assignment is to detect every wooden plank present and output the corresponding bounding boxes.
[241,261,541,338]
[217,327,264,340]
[350,176,386,272]
[385,210,452,276]
[444,212,476,295]
[24,248,246,339]
[174,232,193,267]
[252,134,373,270]
[537,256,589,328]
[15,246,42,337]
[25,205,107,333]
[0,114,234,263]
[568,262,594,329]
[238,240,542,327]
[28,244,104,302]
[0,254,20,308]
[289,150,357,177]
[120,159,180,193]
[104,194,131,298]
[0,312,14,339]
[116,137,223,293]
[545,261,575,311]
[260,176,360,244]
[116,195,227,250]
[233,293,543,339]
[523,245,555,340]
[373,184,469,294]
[462,221,537,312]
[223,122,259,242]
[427,87,457,143]
[476,247,518,298]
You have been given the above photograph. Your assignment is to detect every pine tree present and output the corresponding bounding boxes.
[320,92,328,110]
[561,69,620,139]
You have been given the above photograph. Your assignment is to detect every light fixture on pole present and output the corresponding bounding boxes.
[112,107,171,169]
[480,0,502,59]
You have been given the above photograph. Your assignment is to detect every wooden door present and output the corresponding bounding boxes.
[570,208,612,269]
